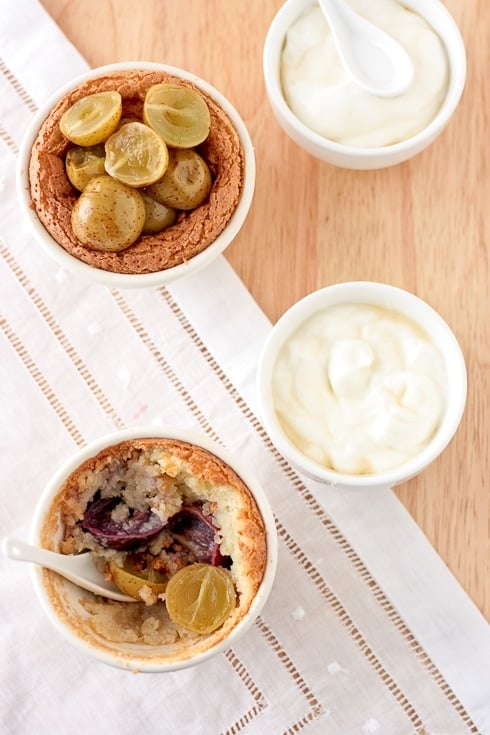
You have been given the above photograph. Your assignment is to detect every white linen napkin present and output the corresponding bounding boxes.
[1,2,489,734]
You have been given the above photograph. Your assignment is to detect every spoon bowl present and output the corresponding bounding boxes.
[317,0,413,97]
[2,536,135,602]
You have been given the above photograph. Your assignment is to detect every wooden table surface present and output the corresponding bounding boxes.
[40,0,489,621]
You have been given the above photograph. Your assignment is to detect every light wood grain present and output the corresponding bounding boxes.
[40,0,489,620]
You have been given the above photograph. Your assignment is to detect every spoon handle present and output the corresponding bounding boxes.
[2,536,135,602]
[2,536,66,570]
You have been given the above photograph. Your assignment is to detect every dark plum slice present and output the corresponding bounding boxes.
[81,496,165,550]
[167,503,227,566]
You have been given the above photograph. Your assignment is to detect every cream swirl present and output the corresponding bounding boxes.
[272,303,447,474]
[281,0,449,147]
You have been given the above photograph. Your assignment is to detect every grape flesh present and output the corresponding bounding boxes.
[104,121,169,187]
[65,144,106,191]
[59,91,122,146]
[143,83,211,148]
[109,556,168,600]
[81,495,165,548]
[165,563,236,634]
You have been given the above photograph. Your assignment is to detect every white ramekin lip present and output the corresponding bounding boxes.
[29,426,278,673]
[16,61,256,289]
[263,0,466,169]
[256,281,467,489]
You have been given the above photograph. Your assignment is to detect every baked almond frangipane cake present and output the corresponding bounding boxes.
[28,68,244,274]
[39,438,267,659]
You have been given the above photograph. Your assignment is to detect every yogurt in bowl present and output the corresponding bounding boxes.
[281,0,449,148]
[256,282,467,489]
[263,0,466,169]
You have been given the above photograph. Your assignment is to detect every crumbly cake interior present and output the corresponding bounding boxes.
[40,438,266,653]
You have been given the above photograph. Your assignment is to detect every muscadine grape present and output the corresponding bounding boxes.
[143,83,211,148]
[146,149,212,210]
[104,121,169,188]
[71,175,145,252]
[140,193,177,234]
[109,557,168,602]
[165,563,236,634]
[59,91,122,146]
[65,144,106,191]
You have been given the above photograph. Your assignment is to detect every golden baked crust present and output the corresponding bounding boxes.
[40,437,267,659]
[28,70,244,274]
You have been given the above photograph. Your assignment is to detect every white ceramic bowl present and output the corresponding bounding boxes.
[29,427,277,672]
[263,0,466,169]
[256,282,467,489]
[17,62,255,288]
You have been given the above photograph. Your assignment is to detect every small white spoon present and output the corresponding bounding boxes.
[318,0,413,97]
[2,536,136,603]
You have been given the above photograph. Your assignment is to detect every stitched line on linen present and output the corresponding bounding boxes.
[161,287,481,735]
[273,464,481,734]
[111,290,327,733]
[255,617,324,734]
[4,53,479,735]
[222,649,268,735]
[276,518,427,730]
[0,122,18,155]
[6,70,478,730]
[0,313,85,447]
[154,289,424,730]
[112,289,221,441]
[0,243,126,431]
[0,58,38,114]
[0,250,270,732]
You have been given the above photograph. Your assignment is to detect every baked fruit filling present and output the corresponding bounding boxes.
[44,438,267,643]
[80,494,235,633]
[59,84,214,253]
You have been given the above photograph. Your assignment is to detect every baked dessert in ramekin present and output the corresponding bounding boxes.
[17,63,255,288]
[30,429,277,672]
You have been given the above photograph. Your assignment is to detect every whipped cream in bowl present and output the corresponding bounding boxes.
[256,282,467,489]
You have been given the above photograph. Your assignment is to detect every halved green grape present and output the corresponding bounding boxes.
[140,193,177,234]
[71,175,145,252]
[109,558,168,602]
[143,83,211,148]
[65,144,106,191]
[59,91,122,146]
[146,149,212,210]
[104,121,169,187]
[165,563,236,634]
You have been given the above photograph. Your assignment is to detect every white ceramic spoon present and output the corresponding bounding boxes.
[318,0,413,97]
[2,536,136,602]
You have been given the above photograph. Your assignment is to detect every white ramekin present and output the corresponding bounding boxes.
[17,61,255,288]
[256,282,467,489]
[263,0,466,169]
[29,427,278,673]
